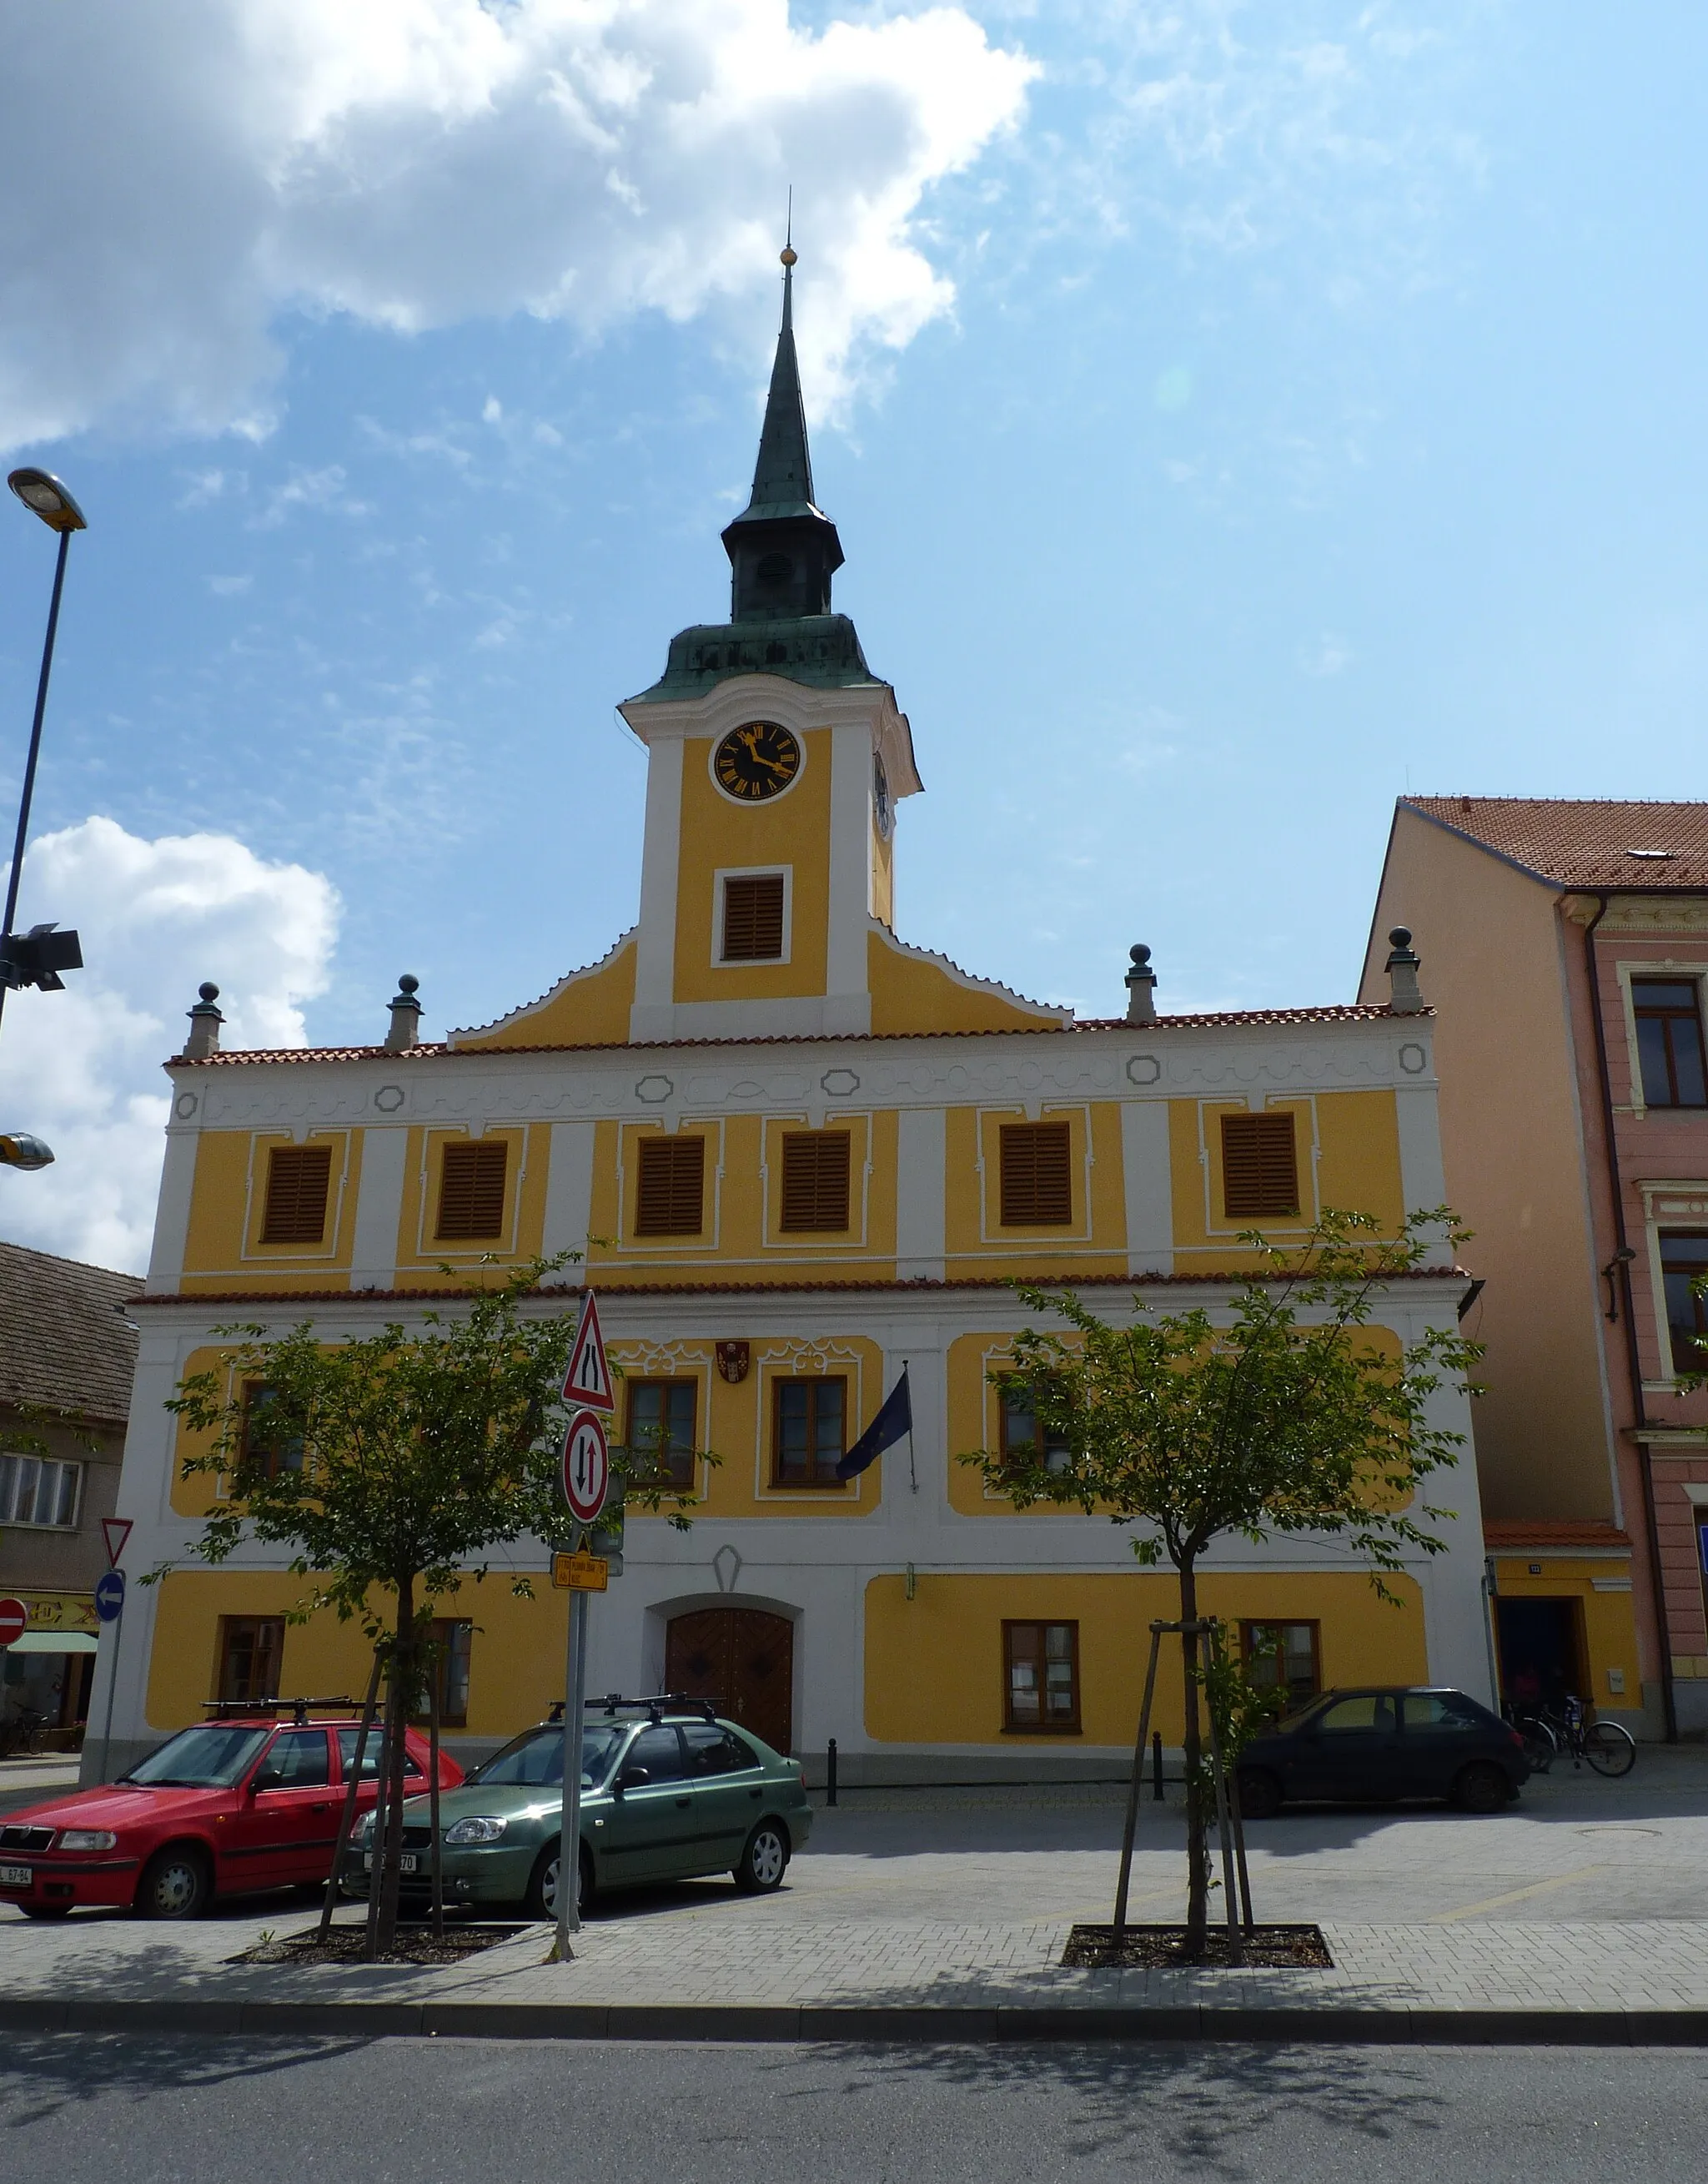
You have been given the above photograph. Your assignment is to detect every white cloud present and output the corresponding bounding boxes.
[0,818,339,1273]
[0,0,1035,449]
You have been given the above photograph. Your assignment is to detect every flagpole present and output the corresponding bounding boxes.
[904,1358,917,1492]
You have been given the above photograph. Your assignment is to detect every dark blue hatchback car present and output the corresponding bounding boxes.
[1236,1686,1530,1818]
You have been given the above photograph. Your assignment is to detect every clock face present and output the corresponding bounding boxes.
[714,721,801,803]
[873,752,891,838]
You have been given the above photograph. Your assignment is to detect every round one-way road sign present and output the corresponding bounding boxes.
[560,1409,610,1526]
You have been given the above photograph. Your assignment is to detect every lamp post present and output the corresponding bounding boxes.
[0,468,87,1169]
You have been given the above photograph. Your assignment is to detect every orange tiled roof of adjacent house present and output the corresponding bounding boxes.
[1405,796,1708,889]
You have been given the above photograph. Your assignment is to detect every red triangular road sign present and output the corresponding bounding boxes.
[101,1517,133,1569]
[562,1291,614,1413]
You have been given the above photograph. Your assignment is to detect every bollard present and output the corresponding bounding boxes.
[1152,1729,1165,1802]
[826,1736,838,1806]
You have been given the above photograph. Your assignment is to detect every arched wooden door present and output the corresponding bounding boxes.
[666,1608,794,1756]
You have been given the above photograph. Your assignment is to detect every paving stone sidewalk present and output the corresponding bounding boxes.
[3,1901,1706,2044]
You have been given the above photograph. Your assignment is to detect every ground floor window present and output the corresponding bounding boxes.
[217,1616,284,1705]
[414,1618,473,1728]
[1239,1620,1320,1710]
[1003,1620,1081,1732]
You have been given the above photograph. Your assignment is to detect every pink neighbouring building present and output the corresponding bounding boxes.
[1360,798,1708,1739]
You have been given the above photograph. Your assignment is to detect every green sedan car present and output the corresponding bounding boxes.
[344,1700,811,1920]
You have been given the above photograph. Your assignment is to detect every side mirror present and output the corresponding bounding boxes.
[249,1769,281,1795]
[617,1763,651,1792]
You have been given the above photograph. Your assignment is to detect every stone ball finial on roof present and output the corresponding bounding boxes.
[198,981,219,1004]
[396,974,419,997]
[1129,944,1152,969]
[1388,927,1414,954]
[781,246,797,268]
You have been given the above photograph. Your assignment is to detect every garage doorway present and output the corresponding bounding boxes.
[666,1608,794,1756]
[1496,1597,1586,1712]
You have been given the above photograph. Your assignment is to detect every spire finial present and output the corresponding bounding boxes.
[781,186,796,269]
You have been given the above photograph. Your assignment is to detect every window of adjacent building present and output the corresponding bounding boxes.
[1632,979,1708,1109]
[998,1120,1073,1226]
[998,1383,1073,1476]
[435,1140,508,1240]
[1660,1232,1708,1374]
[1004,1621,1081,1733]
[259,1143,333,1245]
[218,1616,284,1705]
[773,1377,846,1487]
[412,1619,472,1729]
[721,873,786,962]
[780,1130,851,1232]
[1240,1621,1320,1710]
[625,1379,697,1487]
[239,1381,304,1480]
[0,1452,81,1528]
[1221,1112,1300,1220]
[634,1135,706,1237]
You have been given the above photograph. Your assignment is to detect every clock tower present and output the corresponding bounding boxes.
[619,248,923,1044]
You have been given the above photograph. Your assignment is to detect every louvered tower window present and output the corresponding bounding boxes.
[779,1131,851,1232]
[721,873,786,961]
[435,1140,509,1240]
[260,1145,334,1244]
[635,1136,706,1236]
[998,1122,1073,1226]
[1220,1113,1300,1220]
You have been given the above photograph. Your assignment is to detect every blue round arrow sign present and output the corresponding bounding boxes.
[95,1570,125,1623]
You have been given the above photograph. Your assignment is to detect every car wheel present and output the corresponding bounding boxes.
[734,1819,790,1894]
[21,1904,72,1920]
[1453,1762,1508,1814]
[136,1845,211,1920]
[1236,1768,1283,1822]
[524,1843,593,1923]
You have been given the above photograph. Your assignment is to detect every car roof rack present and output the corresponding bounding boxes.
[201,1697,358,1726]
[545,1693,722,1727]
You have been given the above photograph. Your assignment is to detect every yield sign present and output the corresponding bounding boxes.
[560,1409,610,1526]
[562,1291,614,1414]
[101,1517,133,1569]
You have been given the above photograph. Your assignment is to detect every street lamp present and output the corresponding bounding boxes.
[0,467,87,1172]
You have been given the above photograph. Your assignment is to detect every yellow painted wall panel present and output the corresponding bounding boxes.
[863,1571,1428,1744]
[1314,1089,1406,1234]
[455,937,637,1051]
[181,1128,361,1286]
[673,729,832,1003]
[868,928,1064,1034]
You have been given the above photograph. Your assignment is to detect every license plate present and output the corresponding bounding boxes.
[362,1854,419,1874]
[0,1864,32,1889]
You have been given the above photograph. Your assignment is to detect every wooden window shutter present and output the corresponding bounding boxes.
[435,1140,509,1240]
[779,1132,851,1232]
[998,1121,1073,1226]
[260,1145,334,1244]
[721,873,786,961]
[1220,1112,1300,1220]
[635,1135,706,1236]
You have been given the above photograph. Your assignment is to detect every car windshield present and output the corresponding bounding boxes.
[121,1725,272,1788]
[466,1724,627,1789]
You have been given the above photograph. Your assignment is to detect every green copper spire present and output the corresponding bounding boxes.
[721,245,844,621]
[744,252,815,516]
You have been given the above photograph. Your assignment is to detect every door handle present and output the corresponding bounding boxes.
[310,1802,334,1813]
[675,1796,691,1809]
[748,1787,762,1799]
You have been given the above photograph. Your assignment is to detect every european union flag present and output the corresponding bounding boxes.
[836,1368,912,1480]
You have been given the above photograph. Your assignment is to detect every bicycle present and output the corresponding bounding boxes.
[1512,1695,1635,1778]
[0,1708,45,1760]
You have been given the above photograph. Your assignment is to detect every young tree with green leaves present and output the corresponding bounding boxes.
[158,1256,697,1955]
[962,1208,1479,1960]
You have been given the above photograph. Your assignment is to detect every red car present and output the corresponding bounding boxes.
[0,1711,462,1920]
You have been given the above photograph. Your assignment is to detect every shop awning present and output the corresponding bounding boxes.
[4,1631,99,1654]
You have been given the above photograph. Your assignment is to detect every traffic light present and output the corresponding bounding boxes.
[0,922,82,991]
[0,1134,54,1170]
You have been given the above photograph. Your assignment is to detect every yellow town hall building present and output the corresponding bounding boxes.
[98,260,1494,1777]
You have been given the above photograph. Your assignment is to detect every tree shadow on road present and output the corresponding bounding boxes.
[789,2037,1448,2179]
[0,2031,372,2134]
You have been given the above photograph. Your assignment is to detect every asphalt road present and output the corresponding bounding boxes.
[0,2034,1702,2183]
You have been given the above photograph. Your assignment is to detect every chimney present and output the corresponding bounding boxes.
[182,982,224,1059]
[385,974,422,1052]
[1124,944,1158,1025]
[1385,927,1425,1014]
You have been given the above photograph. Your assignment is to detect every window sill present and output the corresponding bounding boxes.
[768,1480,850,1493]
[1001,1724,1083,1737]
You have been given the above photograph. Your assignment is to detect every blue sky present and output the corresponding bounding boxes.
[2,2,1705,1266]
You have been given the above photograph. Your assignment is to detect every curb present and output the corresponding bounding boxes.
[3,1996,1707,2046]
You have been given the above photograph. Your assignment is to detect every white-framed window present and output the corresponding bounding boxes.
[0,1452,83,1529]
